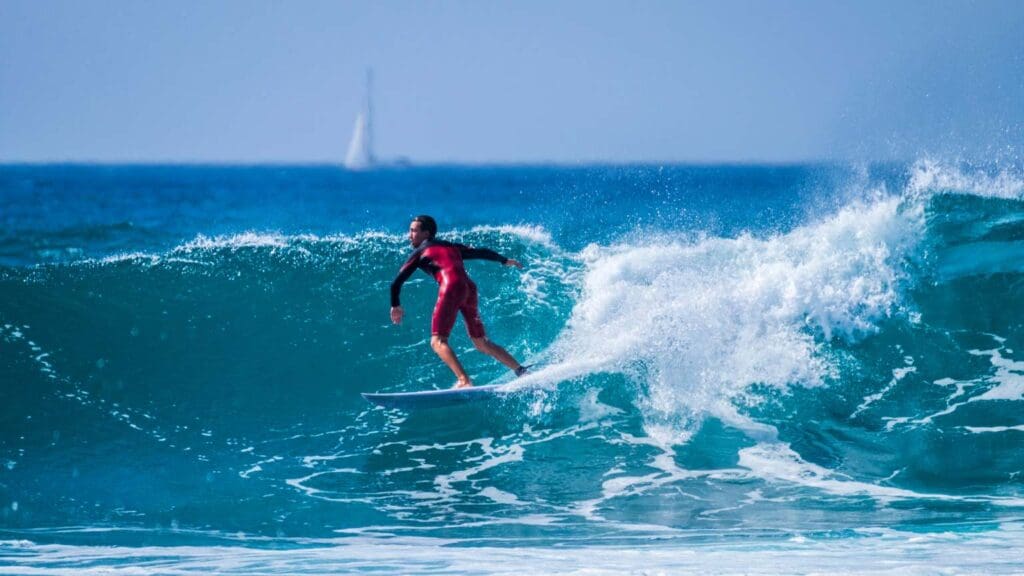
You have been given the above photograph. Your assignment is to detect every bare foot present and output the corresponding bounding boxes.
[454,377,474,389]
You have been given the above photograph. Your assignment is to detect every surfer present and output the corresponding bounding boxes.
[390,215,528,388]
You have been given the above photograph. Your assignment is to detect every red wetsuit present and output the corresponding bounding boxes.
[391,239,508,338]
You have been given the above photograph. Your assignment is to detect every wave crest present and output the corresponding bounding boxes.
[908,158,1024,200]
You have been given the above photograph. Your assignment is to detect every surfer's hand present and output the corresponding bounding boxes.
[505,259,524,269]
[390,306,404,325]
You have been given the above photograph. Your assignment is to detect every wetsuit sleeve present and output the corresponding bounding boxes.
[390,253,420,307]
[456,243,509,264]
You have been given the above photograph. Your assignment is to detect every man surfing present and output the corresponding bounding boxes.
[390,215,528,388]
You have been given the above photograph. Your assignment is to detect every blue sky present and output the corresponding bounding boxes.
[1,0,1022,164]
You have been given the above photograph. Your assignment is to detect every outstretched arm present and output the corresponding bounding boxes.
[457,244,522,267]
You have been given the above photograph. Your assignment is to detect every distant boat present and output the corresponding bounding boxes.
[344,70,375,170]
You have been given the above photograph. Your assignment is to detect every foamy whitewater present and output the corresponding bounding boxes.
[2,161,1024,574]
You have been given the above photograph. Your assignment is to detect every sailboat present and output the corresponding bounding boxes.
[344,70,375,170]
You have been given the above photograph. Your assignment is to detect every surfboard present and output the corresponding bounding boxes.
[361,383,516,410]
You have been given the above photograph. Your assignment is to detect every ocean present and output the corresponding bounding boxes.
[2,161,1024,574]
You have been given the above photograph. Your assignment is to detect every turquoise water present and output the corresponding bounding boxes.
[2,161,1024,573]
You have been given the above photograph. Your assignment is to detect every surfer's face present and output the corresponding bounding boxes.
[409,221,430,247]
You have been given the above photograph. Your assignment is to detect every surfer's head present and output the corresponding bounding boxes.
[409,215,437,247]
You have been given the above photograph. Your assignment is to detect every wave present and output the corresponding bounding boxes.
[549,194,919,423]
[3,162,1024,540]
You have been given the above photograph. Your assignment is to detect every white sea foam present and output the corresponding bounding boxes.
[884,339,1024,430]
[74,226,558,270]
[739,441,1024,507]
[478,486,523,505]
[538,195,920,442]
[467,224,556,248]
[4,527,1024,575]
[908,158,1024,200]
[739,442,936,502]
[970,346,1024,401]
[176,231,295,252]
[574,431,747,521]
[96,252,161,265]
[171,226,557,255]
[851,364,917,418]
[964,425,1024,433]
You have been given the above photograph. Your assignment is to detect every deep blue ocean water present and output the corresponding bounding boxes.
[2,161,1024,574]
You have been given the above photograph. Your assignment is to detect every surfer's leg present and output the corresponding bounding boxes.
[431,335,472,388]
[470,336,524,374]
[461,282,525,375]
[432,282,472,388]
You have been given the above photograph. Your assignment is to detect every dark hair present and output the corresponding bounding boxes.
[412,215,437,238]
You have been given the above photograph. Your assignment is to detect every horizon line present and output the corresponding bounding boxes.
[0,157,905,169]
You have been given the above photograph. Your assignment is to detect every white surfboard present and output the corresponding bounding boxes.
[361,383,517,410]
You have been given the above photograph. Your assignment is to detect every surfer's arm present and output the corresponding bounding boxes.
[456,244,516,266]
[390,255,420,307]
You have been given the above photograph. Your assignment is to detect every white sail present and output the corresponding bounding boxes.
[344,70,375,170]
[344,112,371,169]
